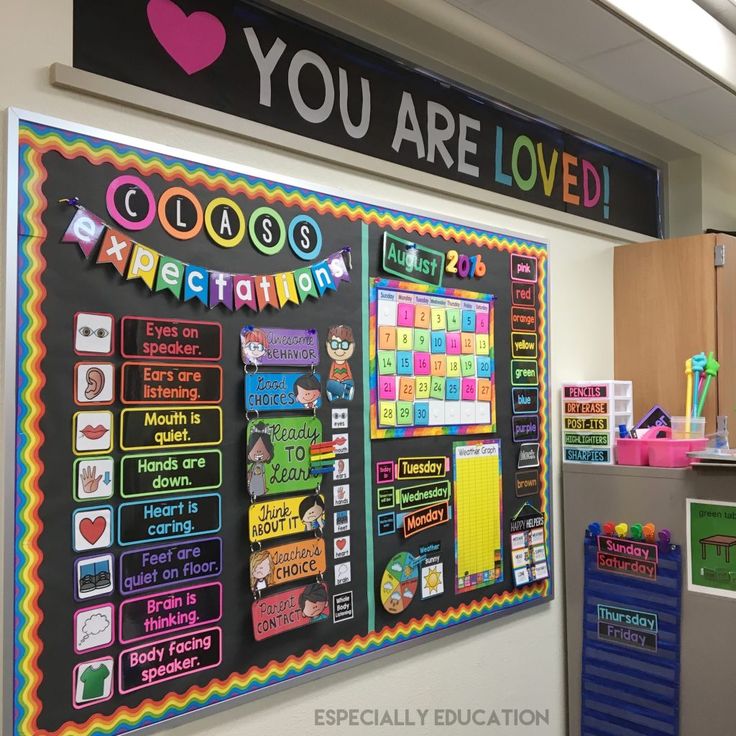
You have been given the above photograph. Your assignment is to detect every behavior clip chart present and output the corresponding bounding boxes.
[371,281,495,438]
[7,111,551,736]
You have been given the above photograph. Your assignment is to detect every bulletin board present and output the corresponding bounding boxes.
[5,110,552,736]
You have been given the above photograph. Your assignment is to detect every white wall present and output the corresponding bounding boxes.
[0,2,633,735]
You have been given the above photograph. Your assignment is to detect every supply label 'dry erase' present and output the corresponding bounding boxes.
[120,407,222,450]
[122,317,222,360]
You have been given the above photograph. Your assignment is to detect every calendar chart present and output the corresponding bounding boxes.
[371,281,495,438]
[453,440,503,593]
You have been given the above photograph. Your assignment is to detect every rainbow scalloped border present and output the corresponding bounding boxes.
[13,120,551,736]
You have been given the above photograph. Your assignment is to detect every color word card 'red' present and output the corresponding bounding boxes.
[372,281,495,438]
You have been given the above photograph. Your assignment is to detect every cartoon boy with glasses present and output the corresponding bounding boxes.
[325,325,355,401]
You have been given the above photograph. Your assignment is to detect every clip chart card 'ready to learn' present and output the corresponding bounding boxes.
[8,112,551,736]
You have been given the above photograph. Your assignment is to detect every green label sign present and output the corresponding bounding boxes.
[382,233,445,286]
[397,480,451,510]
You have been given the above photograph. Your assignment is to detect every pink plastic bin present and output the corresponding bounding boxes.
[616,427,663,466]
[616,436,651,465]
[647,427,708,467]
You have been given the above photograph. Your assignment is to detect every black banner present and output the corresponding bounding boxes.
[73,0,661,235]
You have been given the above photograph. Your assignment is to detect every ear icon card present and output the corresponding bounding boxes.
[75,363,115,405]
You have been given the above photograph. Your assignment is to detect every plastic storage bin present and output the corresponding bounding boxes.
[616,427,659,466]
[670,416,706,439]
[647,427,709,467]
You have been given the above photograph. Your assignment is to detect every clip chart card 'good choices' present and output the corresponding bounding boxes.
[9,112,551,736]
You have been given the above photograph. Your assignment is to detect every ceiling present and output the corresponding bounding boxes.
[445,0,736,153]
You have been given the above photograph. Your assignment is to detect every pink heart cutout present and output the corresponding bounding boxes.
[147,0,226,75]
[80,516,107,545]
[336,539,347,551]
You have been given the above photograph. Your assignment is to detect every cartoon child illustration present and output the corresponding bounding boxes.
[246,423,274,499]
[249,550,274,592]
[294,374,321,409]
[299,495,325,532]
[240,327,269,367]
[299,583,329,621]
[325,325,355,401]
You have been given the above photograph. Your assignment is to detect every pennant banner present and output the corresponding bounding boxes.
[61,201,351,311]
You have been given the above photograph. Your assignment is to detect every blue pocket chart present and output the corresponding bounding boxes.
[581,533,682,736]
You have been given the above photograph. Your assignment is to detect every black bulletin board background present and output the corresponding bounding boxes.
[12,119,552,736]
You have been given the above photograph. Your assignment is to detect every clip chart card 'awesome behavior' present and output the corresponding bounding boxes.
[8,112,551,736]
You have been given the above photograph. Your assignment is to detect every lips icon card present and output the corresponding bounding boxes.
[73,507,113,552]
[74,410,113,454]
[74,363,115,405]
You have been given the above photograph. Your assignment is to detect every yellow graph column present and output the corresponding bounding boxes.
[454,440,502,592]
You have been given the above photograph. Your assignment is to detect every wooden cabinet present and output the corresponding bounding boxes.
[614,233,736,430]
